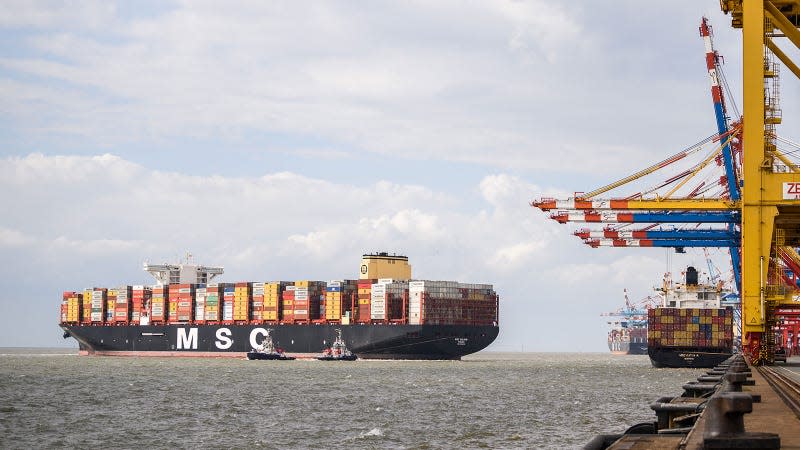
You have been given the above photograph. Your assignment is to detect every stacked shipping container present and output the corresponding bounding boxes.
[60,280,498,327]
[204,284,221,322]
[233,283,251,322]
[151,286,167,323]
[62,292,81,323]
[131,286,150,323]
[251,282,265,322]
[371,280,407,322]
[357,280,373,323]
[106,290,115,322]
[194,285,207,324]
[324,281,356,321]
[647,307,734,348]
[90,288,107,323]
[222,285,234,321]
[409,281,496,326]
[114,286,132,324]
[263,282,281,321]
[293,280,323,322]
[168,284,194,323]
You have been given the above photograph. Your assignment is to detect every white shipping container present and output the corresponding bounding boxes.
[178,288,192,294]
[294,309,308,315]
[286,286,297,291]
[378,278,394,284]
[327,281,342,287]
[90,313,103,321]
[252,282,265,288]
[371,284,386,294]
[178,301,192,308]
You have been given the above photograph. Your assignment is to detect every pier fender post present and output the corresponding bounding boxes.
[720,372,748,392]
[581,433,623,450]
[702,392,780,449]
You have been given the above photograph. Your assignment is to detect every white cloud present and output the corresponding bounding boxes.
[0,2,752,172]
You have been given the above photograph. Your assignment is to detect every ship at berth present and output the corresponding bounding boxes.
[59,253,500,360]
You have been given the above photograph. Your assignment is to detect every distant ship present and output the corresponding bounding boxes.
[604,290,656,355]
[60,253,500,360]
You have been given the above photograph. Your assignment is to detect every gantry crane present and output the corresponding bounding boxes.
[720,0,800,363]
[532,17,743,269]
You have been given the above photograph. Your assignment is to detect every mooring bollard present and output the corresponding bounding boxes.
[702,391,780,449]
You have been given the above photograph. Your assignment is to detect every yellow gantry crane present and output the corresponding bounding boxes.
[720,0,800,363]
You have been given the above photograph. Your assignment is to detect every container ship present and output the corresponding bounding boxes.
[59,253,500,360]
[604,290,654,355]
[647,266,736,368]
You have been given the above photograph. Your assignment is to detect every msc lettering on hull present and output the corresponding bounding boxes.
[176,327,272,351]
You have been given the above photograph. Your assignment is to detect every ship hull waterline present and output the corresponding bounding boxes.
[61,323,499,360]
[648,346,733,368]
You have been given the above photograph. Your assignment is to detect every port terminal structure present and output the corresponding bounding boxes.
[533,3,800,366]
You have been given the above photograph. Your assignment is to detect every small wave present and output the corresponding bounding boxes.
[359,428,384,438]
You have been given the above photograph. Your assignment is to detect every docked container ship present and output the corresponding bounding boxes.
[647,266,736,368]
[59,253,500,360]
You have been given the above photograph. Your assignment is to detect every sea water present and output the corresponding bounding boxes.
[0,349,700,449]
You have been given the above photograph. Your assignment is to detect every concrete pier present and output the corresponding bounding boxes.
[589,356,800,450]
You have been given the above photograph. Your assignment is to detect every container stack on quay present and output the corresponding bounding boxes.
[648,308,734,348]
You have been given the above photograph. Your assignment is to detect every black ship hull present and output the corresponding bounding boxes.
[61,323,499,360]
[648,346,733,368]
[628,343,648,355]
[607,341,648,355]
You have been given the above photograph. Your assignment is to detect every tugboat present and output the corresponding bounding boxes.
[246,329,296,360]
[317,329,357,361]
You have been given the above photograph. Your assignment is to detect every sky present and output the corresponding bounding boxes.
[1,1,798,351]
